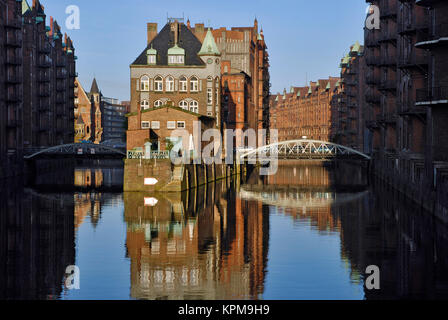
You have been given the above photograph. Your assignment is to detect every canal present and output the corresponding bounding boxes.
[1,160,448,300]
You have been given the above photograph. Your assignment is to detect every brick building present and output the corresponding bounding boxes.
[0,0,75,179]
[75,78,126,144]
[334,42,366,151]
[189,20,270,134]
[127,19,222,156]
[269,77,340,143]
[364,0,448,216]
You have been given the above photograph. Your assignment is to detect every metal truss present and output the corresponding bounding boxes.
[24,143,126,159]
[238,139,371,160]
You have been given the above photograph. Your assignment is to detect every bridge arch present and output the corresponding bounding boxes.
[238,139,371,160]
[24,143,126,159]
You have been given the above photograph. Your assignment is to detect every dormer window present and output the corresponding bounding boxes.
[146,45,157,65]
[167,44,185,65]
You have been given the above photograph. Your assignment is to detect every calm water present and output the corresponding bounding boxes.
[2,160,448,300]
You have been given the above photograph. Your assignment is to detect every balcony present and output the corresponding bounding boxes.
[6,55,22,65]
[56,58,67,67]
[6,33,21,47]
[416,87,448,104]
[366,94,381,104]
[5,19,21,29]
[6,72,22,84]
[379,80,397,91]
[366,74,380,85]
[380,5,398,19]
[398,21,429,35]
[380,55,397,66]
[366,55,380,66]
[398,51,429,70]
[6,90,21,102]
[416,23,448,48]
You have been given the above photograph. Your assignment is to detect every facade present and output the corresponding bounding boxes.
[0,0,75,179]
[334,42,366,151]
[364,0,448,217]
[127,20,221,156]
[74,78,126,144]
[0,0,23,179]
[269,77,340,143]
[189,20,270,134]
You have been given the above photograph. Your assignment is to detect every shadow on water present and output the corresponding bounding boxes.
[1,159,448,299]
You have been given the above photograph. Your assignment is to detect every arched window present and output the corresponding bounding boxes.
[141,100,149,110]
[141,76,149,91]
[179,100,188,110]
[154,76,163,92]
[179,76,188,92]
[190,76,199,92]
[166,76,174,92]
[154,100,163,108]
[189,100,198,113]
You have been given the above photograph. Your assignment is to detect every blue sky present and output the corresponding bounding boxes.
[42,0,367,101]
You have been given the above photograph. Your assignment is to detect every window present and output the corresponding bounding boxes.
[167,121,176,129]
[141,121,150,129]
[190,76,199,92]
[168,55,184,65]
[151,121,160,129]
[141,100,149,110]
[166,76,174,92]
[179,100,189,110]
[189,100,198,113]
[179,76,188,92]
[141,76,149,91]
[177,121,185,128]
[154,76,163,91]
[207,88,213,105]
[154,100,163,108]
[147,55,156,65]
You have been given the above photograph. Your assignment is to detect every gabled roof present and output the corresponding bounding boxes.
[22,0,31,15]
[198,28,220,56]
[132,23,205,66]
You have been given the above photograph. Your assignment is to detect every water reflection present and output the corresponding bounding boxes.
[2,160,448,299]
[124,180,269,300]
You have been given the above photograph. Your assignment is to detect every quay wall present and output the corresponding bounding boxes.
[123,159,245,192]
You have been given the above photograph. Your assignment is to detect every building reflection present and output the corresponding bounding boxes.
[124,178,269,300]
[246,162,448,299]
[0,181,75,300]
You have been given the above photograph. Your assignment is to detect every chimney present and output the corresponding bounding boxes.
[171,20,179,45]
[50,16,53,36]
[33,0,37,9]
[147,23,158,45]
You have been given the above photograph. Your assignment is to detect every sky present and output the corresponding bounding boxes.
[41,0,368,101]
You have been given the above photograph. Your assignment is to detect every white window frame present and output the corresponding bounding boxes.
[207,88,213,105]
[154,76,163,92]
[166,76,174,92]
[189,100,199,113]
[190,77,199,92]
[147,55,156,65]
[141,100,150,110]
[141,76,150,91]
[179,100,188,110]
[167,121,176,130]
[179,76,188,92]
[154,100,163,108]
[141,121,150,129]
[151,121,160,129]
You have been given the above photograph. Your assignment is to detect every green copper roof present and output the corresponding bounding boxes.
[290,86,294,93]
[147,44,157,55]
[275,96,279,102]
[351,41,361,53]
[22,0,31,14]
[167,44,185,56]
[297,90,301,97]
[257,33,263,41]
[308,87,312,94]
[326,82,331,90]
[198,28,220,56]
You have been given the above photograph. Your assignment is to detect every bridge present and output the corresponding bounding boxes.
[238,139,371,161]
[238,185,369,209]
[24,143,126,160]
